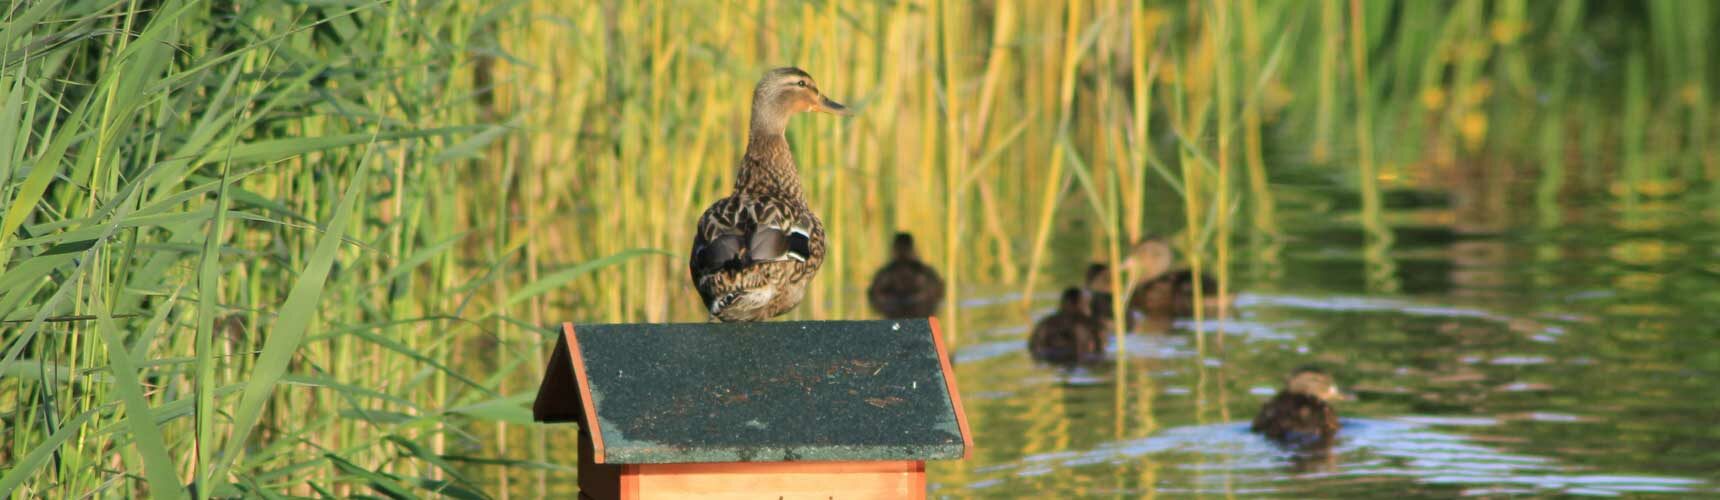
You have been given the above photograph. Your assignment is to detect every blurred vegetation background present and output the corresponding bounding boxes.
[2,0,1715,497]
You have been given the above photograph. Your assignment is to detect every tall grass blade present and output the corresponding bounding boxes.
[92,296,186,499]
[193,163,231,498]
[211,150,371,484]
[496,248,671,312]
[0,408,100,496]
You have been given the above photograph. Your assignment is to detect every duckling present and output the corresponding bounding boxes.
[690,67,850,322]
[1251,367,1347,447]
[1027,288,1107,364]
[867,233,945,319]
[1118,237,1231,318]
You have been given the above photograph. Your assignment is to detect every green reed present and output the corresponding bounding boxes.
[0,0,560,496]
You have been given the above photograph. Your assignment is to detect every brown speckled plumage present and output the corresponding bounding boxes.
[690,68,847,322]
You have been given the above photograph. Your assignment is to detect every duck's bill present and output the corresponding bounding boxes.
[815,96,851,115]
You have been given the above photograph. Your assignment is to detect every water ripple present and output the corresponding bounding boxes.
[952,418,1709,496]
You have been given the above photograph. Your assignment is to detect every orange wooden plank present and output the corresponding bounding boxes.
[912,461,926,495]
[927,317,974,459]
[564,322,608,463]
[630,461,924,499]
[620,465,639,500]
[638,460,917,475]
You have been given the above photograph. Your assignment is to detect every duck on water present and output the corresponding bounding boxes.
[867,233,945,319]
[1251,366,1351,448]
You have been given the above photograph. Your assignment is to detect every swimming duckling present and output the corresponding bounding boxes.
[867,233,945,319]
[1028,288,1107,364]
[1119,237,1231,318]
[1251,367,1347,447]
[690,67,850,322]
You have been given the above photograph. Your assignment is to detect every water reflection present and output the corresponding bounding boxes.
[950,417,1705,497]
[933,276,1718,497]
[899,152,1720,496]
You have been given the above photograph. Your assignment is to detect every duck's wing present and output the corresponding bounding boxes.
[742,196,817,264]
[691,196,746,276]
[691,195,818,274]
[749,226,813,263]
[690,232,744,275]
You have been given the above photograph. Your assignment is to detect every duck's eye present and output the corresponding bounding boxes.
[795,80,807,88]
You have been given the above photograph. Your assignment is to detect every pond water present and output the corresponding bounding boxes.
[925,174,1720,497]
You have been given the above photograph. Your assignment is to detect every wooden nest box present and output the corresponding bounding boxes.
[533,318,972,499]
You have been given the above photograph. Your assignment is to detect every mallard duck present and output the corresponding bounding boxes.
[1251,367,1348,447]
[1027,288,1107,364]
[690,67,849,322]
[1118,237,1231,318]
[867,233,945,319]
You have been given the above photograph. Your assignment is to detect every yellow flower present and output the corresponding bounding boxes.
[1420,87,1446,110]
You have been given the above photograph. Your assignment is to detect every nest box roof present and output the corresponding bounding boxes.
[532,319,971,464]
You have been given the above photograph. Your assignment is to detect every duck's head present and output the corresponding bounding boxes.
[1084,263,1112,293]
[891,232,918,259]
[1118,237,1174,281]
[750,67,849,134]
[1058,287,1090,315]
[1285,366,1350,402]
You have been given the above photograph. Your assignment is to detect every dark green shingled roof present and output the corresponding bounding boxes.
[559,319,964,464]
